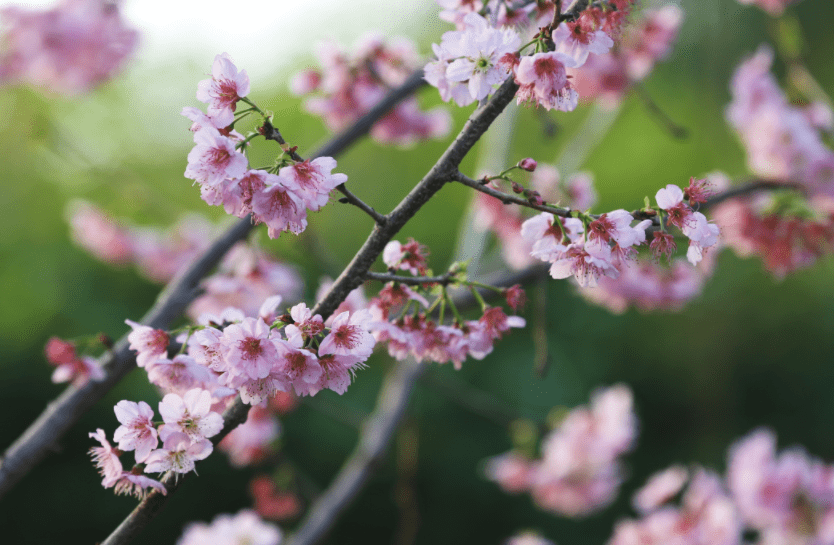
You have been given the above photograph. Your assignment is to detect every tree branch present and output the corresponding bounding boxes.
[100,74,522,545]
[0,66,428,500]
[452,171,574,217]
[365,271,455,286]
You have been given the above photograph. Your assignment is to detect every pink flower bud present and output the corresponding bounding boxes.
[519,158,538,172]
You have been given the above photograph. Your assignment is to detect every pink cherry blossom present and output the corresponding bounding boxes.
[113,400,158,463]
[67,200,134,266]
[250,476,301,521]
[177,510,282,545]
[158,389,224,441]
[196,53,251,128]
[301,352,366,396]
[274,336,322,387]
[220,317,279,381]
[737,0,802,16]
[548,241,620,287]
[88,428,123,486]
[147,354,216,394]
[484,452,532,494]
[633,465,689,514]
[219,406,280,467]
[184,126,249,187]
[284,302,325,340]
[278,157,346,212]
[47,340,104,387]
[125,320,170,368]
[144,432,212,474]
[552,19,614,66]
[319,309,376,359]
[111,469,167,500]
[440,13,521,102]
[621,5,684,81]
[250,179,308,238]
[382,238,430,275]
[514,51,579,111]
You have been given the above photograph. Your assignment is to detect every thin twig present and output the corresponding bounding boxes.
[0,66,429,501]
[452,171,574,218]
[632,83,689,140]
[336,186,387,226]
[365,271,454,286]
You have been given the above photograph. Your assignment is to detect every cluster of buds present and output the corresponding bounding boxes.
[291,34,451,147]
[184,54,348,239]
[89,388,224,499]
[486,385,638,517]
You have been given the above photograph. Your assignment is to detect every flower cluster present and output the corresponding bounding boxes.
[43,336,104,387]
[571,5,684,107]
[126,297,376,404]
[368,239,525,368]
[607,427,834,545]
[713,193,834,279]
[610,467,741,545]
[726,46,834,198]
[0,0,138,95]
[655,182,720,265]
[474,165,597,270]
[184,54,348,239]
[88,389,224,498]
[291,34,451,147]
[67,202,303,315]
[426,1,652,110]
[485,385,638,517]
[177,510,282,545]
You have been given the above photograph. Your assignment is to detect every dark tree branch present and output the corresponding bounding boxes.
[0,66,429,500]
[337,186,387,226]
[365,271,455,286]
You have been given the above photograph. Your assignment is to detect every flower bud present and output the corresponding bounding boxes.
[518,158,538,172]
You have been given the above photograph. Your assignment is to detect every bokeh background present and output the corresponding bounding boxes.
[1,0,834,543]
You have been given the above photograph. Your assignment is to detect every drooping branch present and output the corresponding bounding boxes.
[452,171,574,217]
[0,67,428,500]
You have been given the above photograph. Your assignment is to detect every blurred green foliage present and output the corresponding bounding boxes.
[1,0,834,543]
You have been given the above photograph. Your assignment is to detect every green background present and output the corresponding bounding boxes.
[1,0,834,543]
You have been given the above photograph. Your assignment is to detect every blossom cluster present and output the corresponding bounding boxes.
[366,239,525,368]
[571,5,684,107]
[607,427,834,545]
[177,510,282,545]
[0,0,138,95]
[485,385,638,517]
[126,297,377,404]
[66,202,303,317]
[88,388,224,499]
[726,46,834,198]
[291,34,451,147]
[183,54,348,239]
[426,1,672,110]
[714,46,834,277]
[43,336,104,387]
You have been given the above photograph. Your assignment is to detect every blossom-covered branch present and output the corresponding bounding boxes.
[0,65,429,501]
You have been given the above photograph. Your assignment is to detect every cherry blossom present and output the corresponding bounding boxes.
[382,239,429,275]
[219,406,280,467]
[250,476,301,521]
[45,336,104,387]
[113,400,158,463]
[196,53,251,128]
[146,354,215,394]
[177,510,282,545]
[66,200,133,266]
[125,320,170,368]
[250,180,308,238]
[279,158,346,212]
[158,389,224,442]
[111,469,167,500]
[144,432,213,474]
[220,317,279,381]
[318,309,375,359]
[552,19,614,66]
[514,51,579,111]
[184,126,249,188]
[88,428,123,486]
